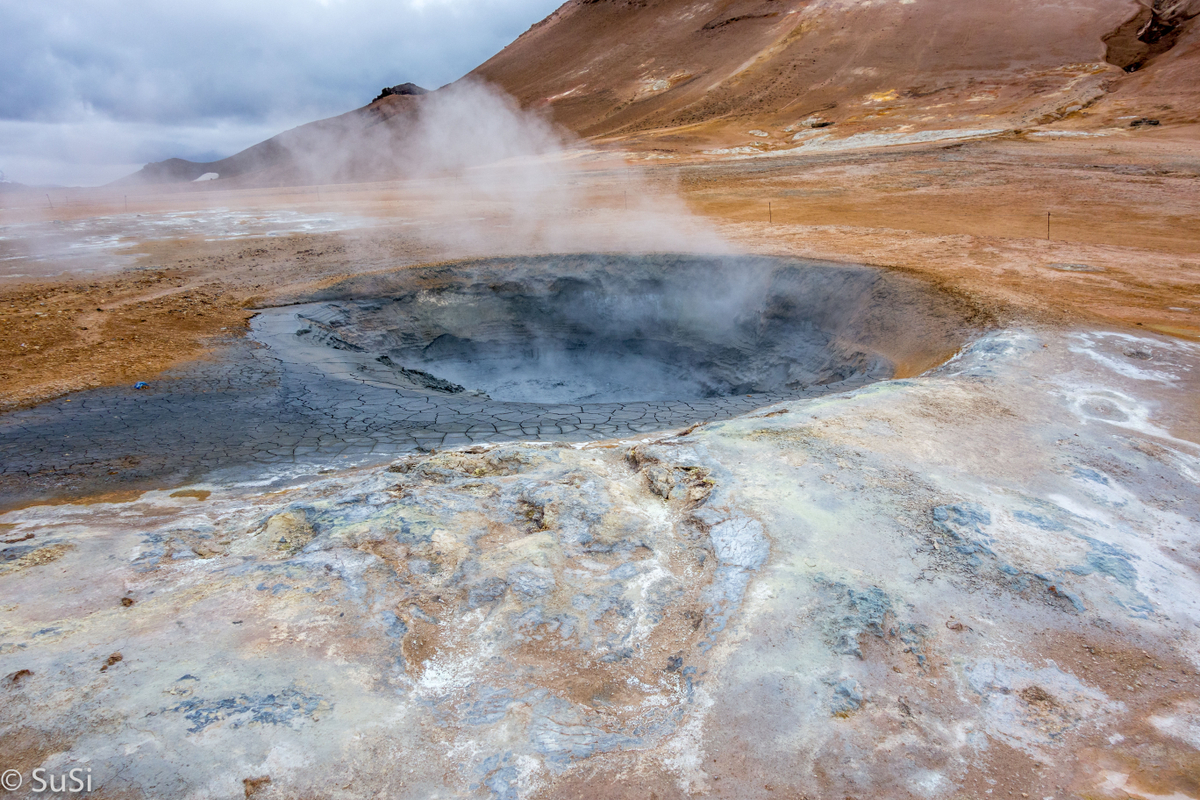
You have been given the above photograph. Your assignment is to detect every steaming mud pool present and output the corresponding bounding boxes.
[0,254,972,505]
[3,255,1200,800]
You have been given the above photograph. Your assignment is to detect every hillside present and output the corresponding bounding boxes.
[473,0,1200,149]
[117,0,1200,185]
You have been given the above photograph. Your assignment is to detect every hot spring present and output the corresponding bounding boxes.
[256,253,977,406]
[0,253,983,505]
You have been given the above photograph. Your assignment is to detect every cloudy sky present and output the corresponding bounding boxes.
[0,0,564,186]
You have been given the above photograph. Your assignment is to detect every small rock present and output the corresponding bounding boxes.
[5,669,32,686]
[243,775,272,798]
[831,679,864,716]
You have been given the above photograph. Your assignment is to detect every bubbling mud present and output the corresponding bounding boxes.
[260,253,978,404]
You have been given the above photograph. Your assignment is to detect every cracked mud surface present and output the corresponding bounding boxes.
[0,254,977,509]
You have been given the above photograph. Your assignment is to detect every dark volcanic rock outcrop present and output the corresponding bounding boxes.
[373,82,429,102]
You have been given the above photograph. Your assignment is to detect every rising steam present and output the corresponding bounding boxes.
[278,79,730,256]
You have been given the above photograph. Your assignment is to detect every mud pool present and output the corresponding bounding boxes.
[260,254,942,404]
[0,254,977,507]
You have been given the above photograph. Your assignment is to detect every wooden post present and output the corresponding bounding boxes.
[46,194,53,209]
[1047,212,1051,240]
[769,201,773,224]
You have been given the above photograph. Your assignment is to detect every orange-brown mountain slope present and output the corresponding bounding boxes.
[119,0,1200,184]
[472,0,1200,151]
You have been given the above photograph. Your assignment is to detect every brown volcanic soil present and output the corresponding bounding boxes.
[117,0,1200,188]
[697,133,1200,338]
[475,0,1200,150]
[0,208,445,411]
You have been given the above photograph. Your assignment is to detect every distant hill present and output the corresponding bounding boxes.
[112,90,428,187]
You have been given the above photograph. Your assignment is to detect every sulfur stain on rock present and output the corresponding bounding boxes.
[170,489,212,502]
[236,509,316,558]
[517,499,552,532]
[390,448,538,482]
[243,775,271,798]
[627,445,715,506]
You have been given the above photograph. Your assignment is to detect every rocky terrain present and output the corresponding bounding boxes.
[1,1,1198,798]
[3,325,1198,799]
[476,0,1200,148]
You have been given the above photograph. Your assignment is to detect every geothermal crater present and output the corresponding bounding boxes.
[259,254,974,405]
[0,255,979,507]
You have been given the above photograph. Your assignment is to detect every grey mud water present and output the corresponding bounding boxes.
[0,254,980,507]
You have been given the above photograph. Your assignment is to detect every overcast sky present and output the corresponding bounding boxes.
[0,0,564,186]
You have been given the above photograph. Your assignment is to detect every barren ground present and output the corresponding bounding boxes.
[4,0,1200,795]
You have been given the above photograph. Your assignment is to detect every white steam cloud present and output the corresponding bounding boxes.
[0,81,729,280]
[272,79,730,256]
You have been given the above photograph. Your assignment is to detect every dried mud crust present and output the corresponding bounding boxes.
[4,330,1199,799]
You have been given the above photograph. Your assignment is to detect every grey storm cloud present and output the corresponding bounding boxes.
[0,0,564,185]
